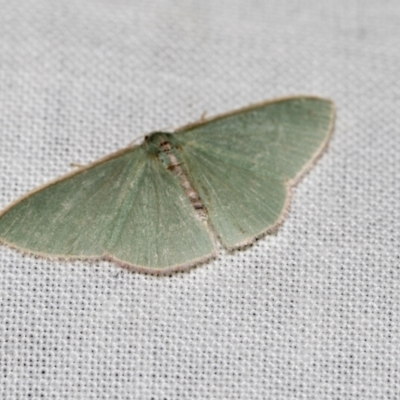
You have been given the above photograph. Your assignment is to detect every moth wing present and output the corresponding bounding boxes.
[175,97,335,248]
[0,146,215,272]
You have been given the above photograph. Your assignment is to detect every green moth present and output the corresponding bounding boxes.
[0,96,335,274]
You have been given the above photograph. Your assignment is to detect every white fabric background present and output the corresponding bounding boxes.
[0,1,399,399]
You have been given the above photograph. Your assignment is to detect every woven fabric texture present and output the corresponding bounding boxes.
[0,1,399,399]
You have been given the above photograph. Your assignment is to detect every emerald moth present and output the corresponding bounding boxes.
[0,96,335,274]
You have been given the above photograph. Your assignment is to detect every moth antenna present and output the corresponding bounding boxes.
[70,162,86,169]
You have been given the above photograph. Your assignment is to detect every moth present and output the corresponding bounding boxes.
[0,96,335,274]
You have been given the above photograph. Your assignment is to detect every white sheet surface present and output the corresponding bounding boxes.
[0,1,399,398]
